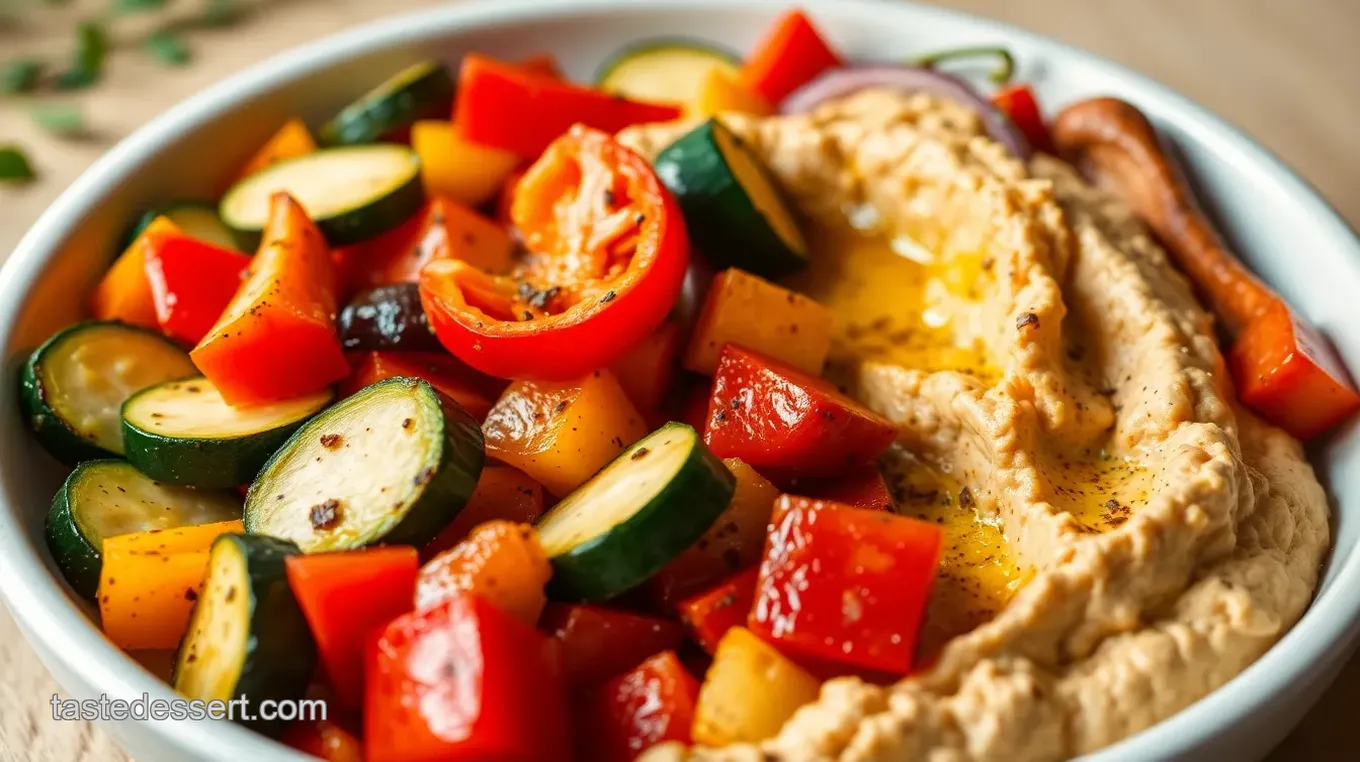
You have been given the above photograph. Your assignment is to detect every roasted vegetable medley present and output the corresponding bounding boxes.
[20,7,1358,762]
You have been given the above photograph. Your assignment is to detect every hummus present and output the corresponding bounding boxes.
[618,89,1329,761]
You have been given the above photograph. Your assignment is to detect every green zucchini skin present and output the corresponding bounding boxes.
[539,422,736,601]
[244,377,484,553]
[318,60,455,147]
[46,460,242,600]
[19,321,196,465]
[219,145,425,250]
[46,468,101,599]
[173,533,315,737]
[596,38,740,104]
[20,359,109,466]
[653,118,809,280]
[122,379,333,490]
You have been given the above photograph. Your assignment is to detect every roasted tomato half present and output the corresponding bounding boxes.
[420,125,689,380]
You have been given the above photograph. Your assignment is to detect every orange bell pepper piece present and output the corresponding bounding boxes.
[235,118,317,183]
[482,370,648,497]
[97,520,244,651]
[414,520,552,626]
[190,193,348,405]
[412,120,520,208]
[610,320,681,411]
[90,217,177,329]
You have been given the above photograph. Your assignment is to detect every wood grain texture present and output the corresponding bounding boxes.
[1,0,1356,759]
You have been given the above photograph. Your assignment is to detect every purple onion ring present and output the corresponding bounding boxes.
[779,66,1032,161]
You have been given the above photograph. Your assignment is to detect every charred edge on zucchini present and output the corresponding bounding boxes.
[243,377,484,552]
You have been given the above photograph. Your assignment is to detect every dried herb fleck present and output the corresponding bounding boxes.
[30,103,87,138]
[0,146,36,183]
[55,22,107,91]
[144,29,191,67]
[0,58,44,95]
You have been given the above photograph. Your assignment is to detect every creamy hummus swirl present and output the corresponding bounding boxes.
[620,89,1328,762]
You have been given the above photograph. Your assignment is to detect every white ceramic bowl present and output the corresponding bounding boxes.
[4,1,1359,760]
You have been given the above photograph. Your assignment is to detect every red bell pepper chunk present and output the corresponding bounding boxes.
[142,231,252,345]
[331,206,429,298]
[540,602,685,688]
[991,83,1053,154]
[285,546,419,712]
[705,344,897,479]
[677,567,759,656]
[281,719,364,762]
[454,54,682,160]
[1230,302,1360,440]
[190,193,348,405]
[516,53,564,81]
[340,351,499,422]
[578,651,700,762]
[366,594,570,762]
[741,9,843,106]
[749,496,942,675]
[336,198,516,299]
[788,464,894,511]
[678,380,713,432]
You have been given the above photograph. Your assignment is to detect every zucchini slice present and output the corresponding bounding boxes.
[123,377,334,489]
[219,144,424,248]
[46,460,241,599]
[173,533,314,736]
[598,39,739,108]
[318,60,455,147]
[20,322,198,464]
[129,202,241,252]
[244,377,484,553]
[535,422,735,601]
[653,118,809,279]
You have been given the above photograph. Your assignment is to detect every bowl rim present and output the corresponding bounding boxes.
[2,0,1359,759]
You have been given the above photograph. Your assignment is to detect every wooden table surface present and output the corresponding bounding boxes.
[2,0,1358,759]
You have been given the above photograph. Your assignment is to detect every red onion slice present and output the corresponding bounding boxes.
[779,66,1032,161]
